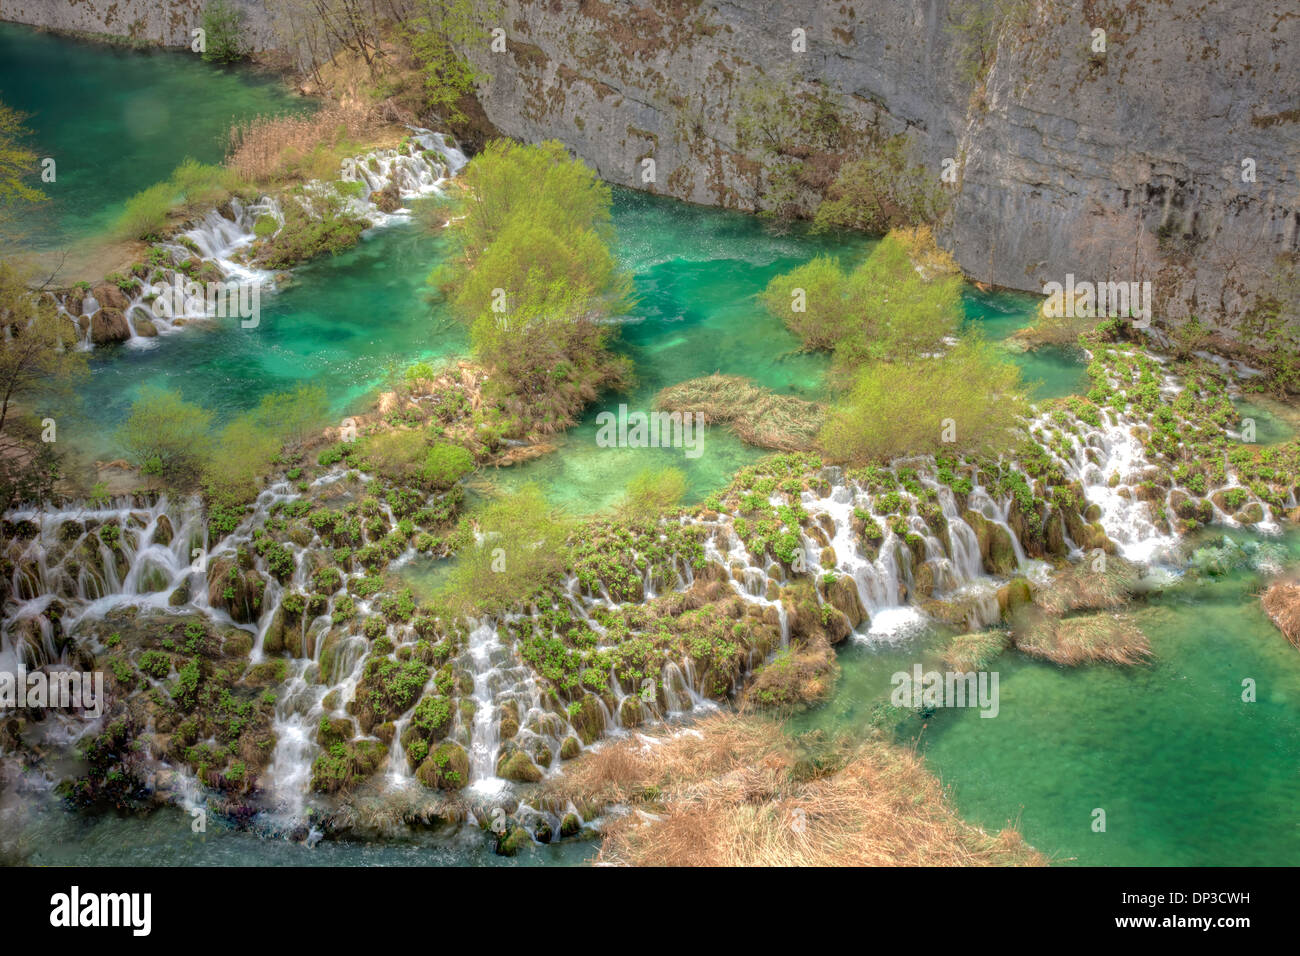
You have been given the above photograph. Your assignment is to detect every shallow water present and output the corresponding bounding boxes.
[2,799,594,867]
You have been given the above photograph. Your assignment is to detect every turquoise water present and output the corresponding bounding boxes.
[962,285,1088,400]
[67,215,464,460]
[2,801,595,866]
[65,189,1054,513]
[793,529,1300,866]
[0,20,309,248]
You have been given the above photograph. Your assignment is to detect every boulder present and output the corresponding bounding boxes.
[92,283,130,311]
[496,748,543,783]
[963,510,1018,576]
[416,741,470,790]
[826,575,867,629]
[90,307,131,345]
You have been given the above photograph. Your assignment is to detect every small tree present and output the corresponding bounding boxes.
[819,337,1027,463]
[117,387,214,485]
[201,0,249,64]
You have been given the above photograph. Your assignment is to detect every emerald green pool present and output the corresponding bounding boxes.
[792,528,1300,866]
[0,21,309,248]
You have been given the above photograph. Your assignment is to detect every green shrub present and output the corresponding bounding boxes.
[115,182,179,241]
[117,387,214,485]
[820,337,1027,463]
[200,0,248,63]
[421,442,474,490]
[255,192,367,269]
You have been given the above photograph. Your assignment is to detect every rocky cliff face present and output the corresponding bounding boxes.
[0,0,277,49]
[459,0,1298,331]
[3,0,1296,331]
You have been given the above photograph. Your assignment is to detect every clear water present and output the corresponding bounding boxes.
[0,20,310,249]
[2,800,595,866]
[791,528,1300,866]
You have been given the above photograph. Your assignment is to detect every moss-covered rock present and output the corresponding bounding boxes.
[497,748,543,783]
[963,510,1018,576]
[416,740,469,790]
[568,693,606,745]
[826,575,867,629]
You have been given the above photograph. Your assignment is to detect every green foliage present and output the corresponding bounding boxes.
[946,0,1036,87]
[0,99,45,235]
[115,182,178,242]
[619,467,687,520]
[761,231,963,371]
[0,264,88,508]
[202,385,327,510]
[114,159,248,240]
[759,254,850,351]
[255,191,367,268]
[138,651,172,680]
[436,485,572,615]
[735,70,856,224]
[434,140,634,430]
[813,134,950,234]
[819,337,1027,463]
[200,0,248,63]
[402,0,496,123]
[1236,261,1300,397]
[422,442,474,490]
[117,387,214,485]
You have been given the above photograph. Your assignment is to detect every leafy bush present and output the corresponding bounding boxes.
[117,387,214,485]
[819,337,1027,463]
[255,191,367,268]
[200,0,248,63]
[421,442,474,490]
[761,229,962,371]
[434,140,635,430]
[436,485,571,615]
[620,467,687,519]
[115,182,179,241]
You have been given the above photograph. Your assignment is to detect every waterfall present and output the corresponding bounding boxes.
[37,127,467,352]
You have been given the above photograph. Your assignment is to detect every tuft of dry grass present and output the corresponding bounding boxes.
[1011,607,1152,666]
[546,714,1045,867]
[226,104,387,184]
[740,638,839,713]
[1261,581,1300,650]
[654,374,825,452]
[1032,561,1137,615]
[944,630,1010,672]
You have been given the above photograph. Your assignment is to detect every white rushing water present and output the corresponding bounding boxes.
[41,129,467,352]
[3,391,1265,820]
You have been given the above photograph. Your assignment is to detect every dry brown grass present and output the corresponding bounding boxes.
[1261,581,1300,650]
[740,638,839,713]
[944,630,1010,672]
[226,104,389,184]
[1032,561,1137,615]
[654,374,825,452]
[546,714,1045,867]
[1011,607,1152,666]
